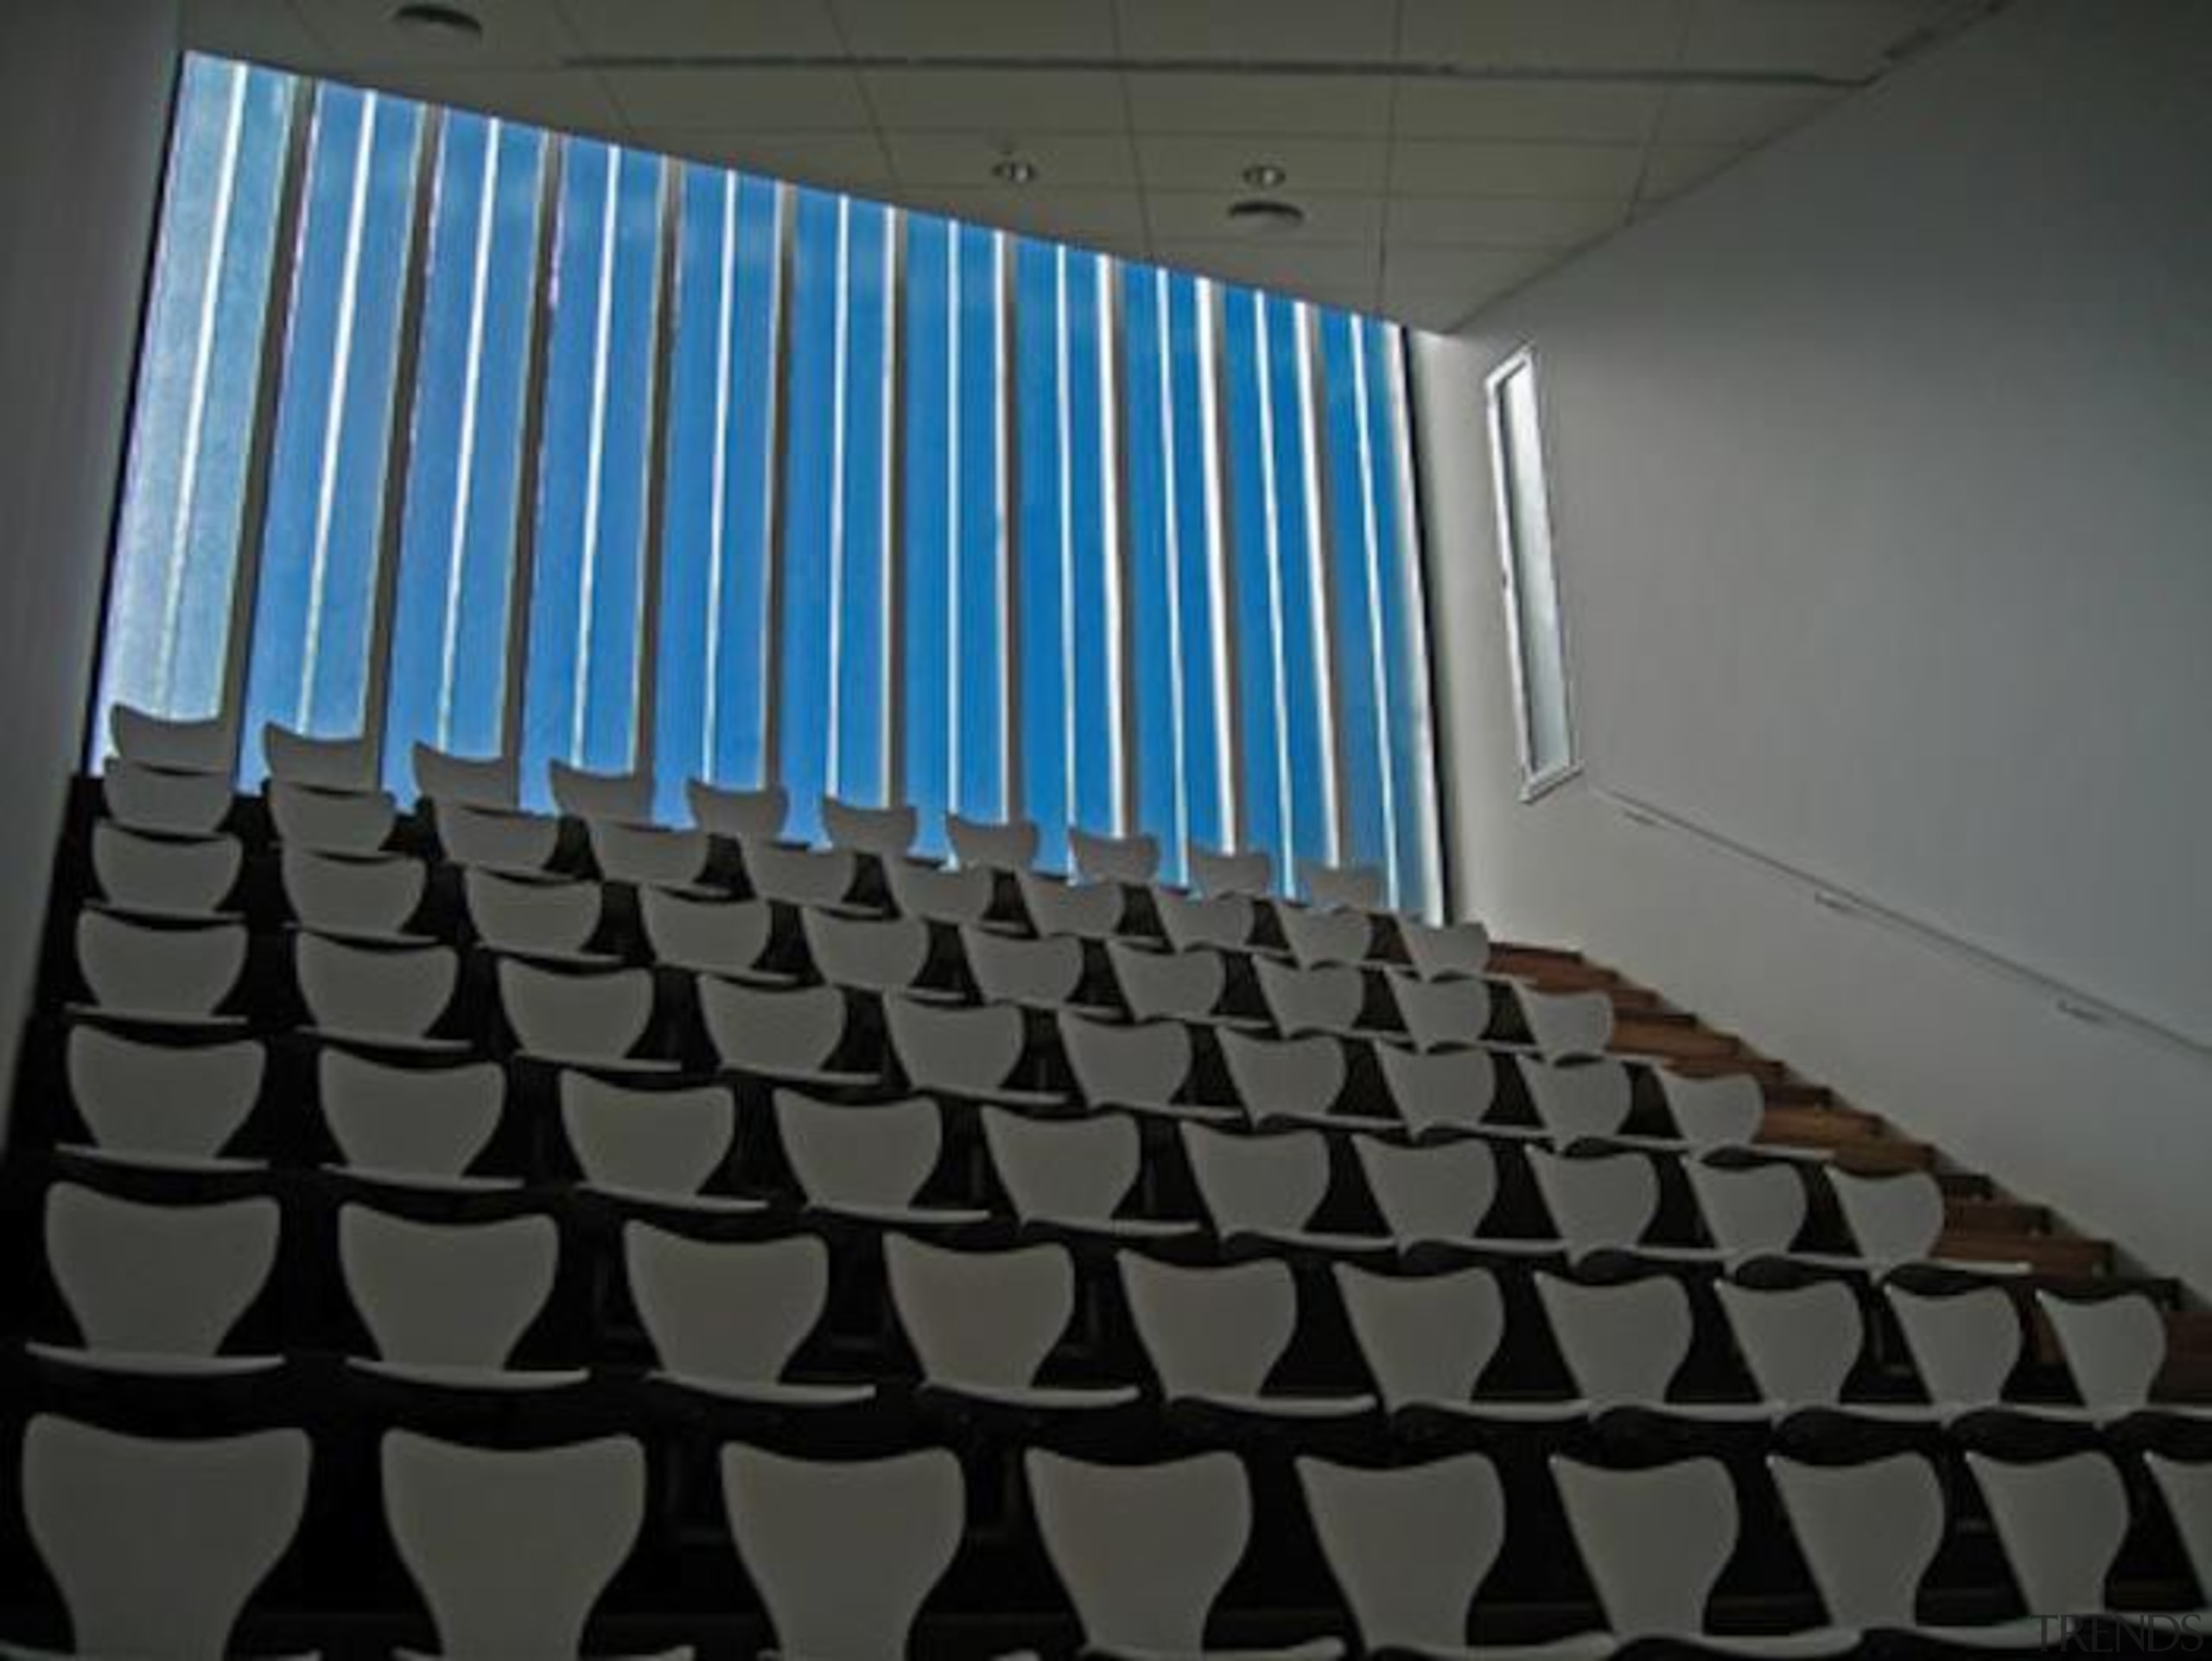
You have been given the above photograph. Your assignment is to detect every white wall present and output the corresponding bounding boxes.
[0,0,182,1124]
[1420,0,2212,1294]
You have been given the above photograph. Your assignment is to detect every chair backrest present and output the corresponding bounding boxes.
[1070,827,1160,884]
[625,1225,828,1386]
[1107,941,1227,1023]
[1713,1277,1866,1409]
[982,1106,1143,1226]
[281,845,423,935]
[823,798,919,860]
[587,818,711,886]
[886,859,995,923]
[111,704,231,773]
[1519,1057,1633,1143]
[688,777,789,841]
[102,759,233,836]
[1119,1253,1295,1399]
[1554,1456,1738,1639]
[639,887,775,976]
[497,959,653,1060]
[92,822,241,914]
[1687,1159,1808,1257]
[2144,1454,2212,1605]
[887,1234,1077,1389]
[1018,869,1127,939]
[549,758,652,822]
[296,932,457,1039]
[383,1430,642,1658]
[2038,1290,2168,1413]
[885,995,1024,1094]
[1770,1453,1945,1629]
[1829,1168,1945,1265]
[1536,1272,1693,1408]
[1967,1451,2132,1619]
[723,1444,964,1661]
[1058,1009,1194,1106]
[77,911,245,1017]
[1154,888,1255,953]
[963,926,1084,1005]
[948,812,1039,870]
[1374,1043,1497,1137]
[1334,1263,1505,1412]
[1255,958,1364,1035]
[23,1415,309,1661]
[262,722,373,790]
[1027,1448,1251,1656]
[339,1204,557,1371]
[47,1183,278,1358]
[1528,1147,1660,1251]
[267,777,397,852]
[431,797,562,871]
[699,979,850,1074]
[744,840,859,908]
[67,1027,264,1161]
[1297,860,1384,913]
[1299,1453,1503,1653]
[775,1091,943,1210]
[804,909,931,993]
[1886,1282,2022,1408]
[1189,845,1271,898]
[1179,1123,1332,1236]
[1389,971,1495,1050]
[463,867,601,956]
[1217,1028,1348,1123]
[561,1073,734,1198]
[1656,1071,1764,1147]
[320,1050,503,1179]
[1516,987,1616,1059]
[1399,919,1491,980]
[412,742,517,808]
[1354,1136,1498,1245]
[1277,904,1372,969]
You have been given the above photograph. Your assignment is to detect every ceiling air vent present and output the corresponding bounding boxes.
[1224,198,1305,238]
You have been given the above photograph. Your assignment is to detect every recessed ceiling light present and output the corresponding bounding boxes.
[391,3,485,42]
[1241,162,1288,189]
[1225,197,1306,238]
[991,157,1039,186]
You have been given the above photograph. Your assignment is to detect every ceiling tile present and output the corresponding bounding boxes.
[367,67,627,137]
[831,0,1118,58]
[1384,194,1626,247]
[627,129,897,193]
[556,0,844,59]
[601,67,874,130]
[1135,133,1387,195]
[290,0,581,67]
[1144,190,1384,244]
[1682,0,1980,77]
[1637,142,1743,200]
[1382,244,1564,326]
[883,130,1138,189]
[1113,0,1397,64]
[1390,79,1665,143]
[1398,0,1694,70]
[183,0,331,68]
[1123,71,1392,136]
[1389,139,1645,199]
[1656,83,1844,145]
[861,68,1128,133]
[1148,238,1382,302]
[900,185,1148,251]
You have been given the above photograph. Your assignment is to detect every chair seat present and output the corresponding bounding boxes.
[1398,1395,1588,1426]
[56,1142,267,1177]
[1027,1215,1203,1243]
[1388,1639,1612,1661]
[515,1050,683,1076]
[809,1201,995,1229]
[300,1025,471,1055]
[1232,1227,1398,1260]
[1248,1109,1403,1135]
[26,1342,284,1380]
[1110,1099,1243,1126]
[1173,1389,1379,1421]
[579,1183,768,1216]
[67,1002,246,1034]
[347,1359,590,1391]
[652,1371,877,1410]
[923,1379,1144,1414]
[1087,1642,1346,1661]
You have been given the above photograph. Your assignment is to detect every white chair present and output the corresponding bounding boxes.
[1654,1071,1766,1149]
[296,932,461,1047]
[822,797,918,861]
[1399,919,1493,981]
[1297,860,1383,914]
[1018,869,1128,939]
[1527,1148,1665,1257]
[320,1049,505,1186]
[550,758,653,823]
[1189,845,1272,898]
[1071,826,1160,884]
[689,777,788,841]
[1389,971,1497,1051]
[1334,1263,1580,1423]
[745,839,864,910]
[1353,1136,1520,1252]
[2144,1454,2212,1620]
[961,926,1090,1009]
[773,1090,988,1226]
[1118,1252,1376,1418]
[39,1182,280,1375]
[626,1225,871,1406]
[1058,1009,1228,1122]
[1374,1044,1504,1140]
[981,1106,1196,1240]
[722,1445,963,1661]
[1688,1159,1810,1259]
[281,845,426,937]
[76,910,245,1021]
[411,742,518,807]
[22,1415,309,1661]
[1219,1029,1366,1129]
[1027,1448,1344,1661]
[698,979,880,1089]
[90,821,240,915]
[268,776,397,851]
[111,704,230,773]
[1967,1452,2136,1629]
[948,811,1039,871]
[1537,1272,1764,1420]
[102,758,233,836]
[64,1026,263,1166]
[1108,941,1249,1028]
[887,1233,1140,1410]
[382,1430,668,1659]
[262,722,373,790]
[1155,888,1256,953]
[887,858,995,924]
[1515,987,1616,1060]
[802,908,942,997]
[463,867,606,959]
[1520,1058,1634,1144]
[1254,958,1367,1037]
[1715,1278,1931,1421]
[339,1202,578,1388]
[1180,1123,1388,1254]
[1553,1456,1855,1656]
[561,1072,744,1209]
[1885,1282,2040,1416]
[497,958,667,1070]
[639,888,783,982]
[1276,905,1373,970]
[588,817,713,888]
[1770,1454,1950,1640]
[2040,1290,2211,1419]
[430,795,564,872]
[884,994,1067,1107]
[1827,1168,1949,1269]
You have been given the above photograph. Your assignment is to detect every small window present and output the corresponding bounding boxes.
[1484,348,1577,797]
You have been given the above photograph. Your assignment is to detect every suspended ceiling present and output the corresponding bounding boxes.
[183,0,1995,331]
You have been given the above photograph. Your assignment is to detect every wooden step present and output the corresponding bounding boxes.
[2153,1351,2212,1404]
[1937,1231,2112,1277]
[1826,1138,1936,1174]
[1760,1104,1883,1145]
[2171,1314,2212,1354]
[1611,1018,1740,1060]
[1491,943,1588,973]
[1945,1198,2049,1236]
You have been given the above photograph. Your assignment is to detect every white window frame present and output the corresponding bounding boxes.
[1483,345,1580,801]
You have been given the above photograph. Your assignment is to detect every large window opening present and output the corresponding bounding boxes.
[1485,347,1577,799]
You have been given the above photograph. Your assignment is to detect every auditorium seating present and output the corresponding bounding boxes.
[1,709,2206,1658]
